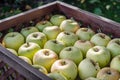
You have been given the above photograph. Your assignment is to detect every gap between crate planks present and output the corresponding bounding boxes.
[0,1,120,80]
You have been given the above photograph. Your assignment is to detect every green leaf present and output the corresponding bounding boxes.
[94,8,103,15]
[8,28,14,32]
[89,0,100,4]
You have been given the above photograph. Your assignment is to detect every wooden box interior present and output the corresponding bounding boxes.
[0,1,120,80]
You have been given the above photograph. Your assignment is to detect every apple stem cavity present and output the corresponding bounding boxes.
[81,28,88,32]
[25,27,31,30]
[79,40,86,43]
[93,48,99,52]
[115,40,120,45]
[99,34,105,39]
[107,70,111,75]
[43,50,49,56]
[33,34,38,38]
[53,40,58,44]
[66,47,72,51]
[64,32,70,35]
[61,61,66,66]
[11,34,15,37]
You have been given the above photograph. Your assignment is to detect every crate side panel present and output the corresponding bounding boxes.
[57,2,120,38]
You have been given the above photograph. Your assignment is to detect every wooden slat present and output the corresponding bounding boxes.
[0,2,58,31]
[0,1,120,80]
[0,46,52,80]
[56,1,120,38]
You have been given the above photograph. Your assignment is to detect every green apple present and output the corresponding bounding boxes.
[76,27,95,40]
[26,32,47,48]
[7,48,18,56]
[86,46,111,68]
[50,14,66,26]
[35,21,52,32]
[78,58,100,80]
[90,33,111,47]
[97,67,120,80]
[107,38,120,58]
[47,72,68,80]
[32,65,48,75]
[20,26,39,37]
[59,46,83,65]
[18,42,41,60]
[19,56,32,65]
[51,59,77,80]
[3,32,25,51]
[85,77,100,80]
[60,19,80,33]
[44,39,65,55]
[74,40,95,58]
[43,26,61,40]
[110,55,120,72]
[56,31,78,46]
[33,49,58,72]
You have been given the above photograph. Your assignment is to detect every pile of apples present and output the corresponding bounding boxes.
[1,14,120,80]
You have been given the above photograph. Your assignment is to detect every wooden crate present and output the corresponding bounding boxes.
[0,1,120,80]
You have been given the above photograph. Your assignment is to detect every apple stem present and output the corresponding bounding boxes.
[107,70,111,75]
[61,61,66,65]
[64,32,70,35]
[81,28,88,32]
[79,40,86,43]
[33,34,38,38]
[26,42,30,47]
[11,34,15,37]
[90,59,96,66]
[93,48,99,52]
[53,40,58,44]
[43,50,49,56]
[66,47,72,51]
[99,34,105,39]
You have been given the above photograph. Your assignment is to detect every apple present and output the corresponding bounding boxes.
[51,59,78,80]
[85,77,100,80]
[35,21,52,32]
[60,19,80,33]
[33,49,58,72]
[56,31,78,46]
[3,32,25,51]
[107,38,120,58]
[20,26,39,37]
[74,40,95,58]
[43,26,61,40]
[47,72,68,80]
[97,67,120,80]
[19,56,32,65]
[44,39,65,55]
[7,48,18,56]
[32,65,48,75]
[110,55,120,72]
[86,46,111,68]
[78,58,100,80]
[90,33,111,47]
[26,32,47,48]
[50,14,66,26]
[59,46,83,65]
[18,42,41,60]
[76,27,95,40]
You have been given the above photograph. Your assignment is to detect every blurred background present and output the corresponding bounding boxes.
[0,0,120,22]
